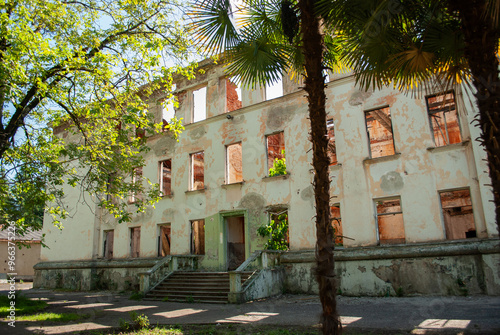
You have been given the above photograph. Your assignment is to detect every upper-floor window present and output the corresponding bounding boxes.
[226,143,243,184]
[226,78,242,112]
[190,151,205,190]
[266,132,286,176]
[129,167,143,203]
[159,159,172,196]
[193,86,207,123]
[161,98,176,129]
[426,91,461,146]
[365,107,395,158]
[265,75,283,101]
[327,119,338,165]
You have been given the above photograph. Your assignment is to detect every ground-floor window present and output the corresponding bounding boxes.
[103,230,114,259]
[330,204,343,246]
[375,198,405,245]
[439,189,476,240]
[130,227,141,258]
[190,219,205,255]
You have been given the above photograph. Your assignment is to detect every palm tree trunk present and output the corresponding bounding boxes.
[451,0,500,235]
[298,0,342,333]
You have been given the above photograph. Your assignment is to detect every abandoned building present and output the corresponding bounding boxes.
[34,61,500,302]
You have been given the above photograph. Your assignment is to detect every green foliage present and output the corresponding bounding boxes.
[268,150,287,177]
[257,211,289,251]
[0,0,196,235]
[0,294,47,317]
[121,311,150,331]
[129,292,144,301]
[16,312,87,322]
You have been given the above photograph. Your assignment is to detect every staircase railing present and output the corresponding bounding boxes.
[139,255,172,294]
[228,250,284,303]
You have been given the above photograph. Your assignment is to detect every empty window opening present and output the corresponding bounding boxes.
[193,86,207,123]
[266,132,286,176]
[161,98,176,131]
[440,189,476,240]
[365,107,395,158]
[258,209,289,250]
[226,143,243,184]
[427,91,461,146]
[158,224,171,257]
[103,230,114,259]
[130,227,141,258]
[226,78,242,112]
[265,75,283,100]
[105,174,116,202]
[323,69,330,83]
[327,119,338,166]
[190,151,204,190]
[159,159,172,196]
[191,219,205,255]
[129,167,143,203]
[330,204,343,246]
[376,198,405,245]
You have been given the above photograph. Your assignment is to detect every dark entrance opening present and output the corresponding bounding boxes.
[226,216,245,270]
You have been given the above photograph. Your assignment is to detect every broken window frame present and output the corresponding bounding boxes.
[327,119,338,166]
[130,227,141,258]
[375,197,406,245]
[426,91,462,147]
[190,151,205,191]
[226,142,243,184]
[103,230,114,259]
[192,85,207,123]
[159,159,172,197]
[226,77,242,113]
[128,166,143,203]
[439,188,477,240]
[266,131,286,176]
[330,204,343,246]
[190,219,205,255]
[157,223,172,257]
[364,106,396,159]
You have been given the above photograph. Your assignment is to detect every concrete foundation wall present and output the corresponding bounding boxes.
[282,240,500,296]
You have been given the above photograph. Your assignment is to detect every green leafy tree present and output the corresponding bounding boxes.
[0,1,194,233]
[327,0,500,233]
[268,149,287,177]
[258,211,289,250]
[190,0,342,333]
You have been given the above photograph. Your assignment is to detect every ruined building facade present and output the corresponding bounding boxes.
[35,62,500,296]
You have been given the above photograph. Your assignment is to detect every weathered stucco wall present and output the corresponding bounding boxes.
[0,241,40,280]
[37,61,499,295]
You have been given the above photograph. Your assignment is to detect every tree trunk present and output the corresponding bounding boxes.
[299,0,342,334]
[451,0,500,235]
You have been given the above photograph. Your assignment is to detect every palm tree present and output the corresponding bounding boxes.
[326,0,500,234]
[189,0,342,333]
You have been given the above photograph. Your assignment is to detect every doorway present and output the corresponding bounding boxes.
[226,216,245,270]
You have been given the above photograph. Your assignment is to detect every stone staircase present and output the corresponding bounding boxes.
[144,271,255,303]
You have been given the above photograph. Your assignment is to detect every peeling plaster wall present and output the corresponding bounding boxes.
[38,62,498,294]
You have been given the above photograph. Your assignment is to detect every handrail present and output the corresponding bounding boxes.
[139,255,172,293]
[147,255,172,274]
[234,250,262,272]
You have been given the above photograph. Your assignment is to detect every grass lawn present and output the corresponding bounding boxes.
[16,312,89,322]
[0,294,47,317]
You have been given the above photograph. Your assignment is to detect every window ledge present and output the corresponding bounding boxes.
[262,172,290,181]
[363,153,401,165]
[221,181,245,188]
[160,194,174,199]
[185,188,206,194]
[427,139,470,152]
[329,163,342,171]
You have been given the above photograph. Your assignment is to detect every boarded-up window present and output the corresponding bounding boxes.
[427,92,461,147]
[130,227,141,258]
[159,159,172,196]
[193,86,207,123]
[327,119,338,166]
[365,107,395,158]
[191,219,205,255]
[226,143,243,184]
[331,204,343,246]
[158,224,171,257]
[376,198,405,245]
[129,167,143,203]
[266,132,286,176]
[266,75,283,100]
[103,230,114,259]
[226,78,242,112]
[190,151,204,190]
[440,189,476,240]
